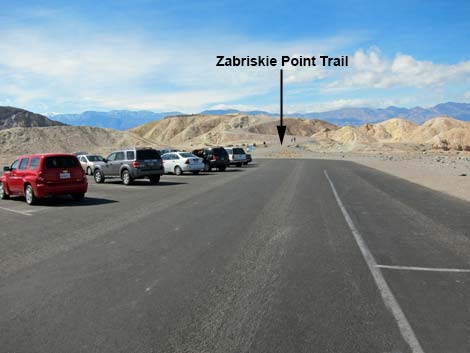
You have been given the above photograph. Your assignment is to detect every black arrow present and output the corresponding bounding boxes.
[277,69,286,145]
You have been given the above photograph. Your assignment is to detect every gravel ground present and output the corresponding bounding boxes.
[253,144,470,202]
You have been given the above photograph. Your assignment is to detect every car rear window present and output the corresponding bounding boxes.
[233,148,246,154]
[179,152,194,158]
[136,149,161,160]
[87,155,103,162]
[212,148,228,157]
[45,156,79,169]
[29,157,40,170]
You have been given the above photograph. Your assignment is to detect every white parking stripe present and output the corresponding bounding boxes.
[324,170,425,353]
[377,264,470,273]
[0,206,32,216]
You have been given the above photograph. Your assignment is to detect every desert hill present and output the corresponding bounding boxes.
[311,116,470,152]
[0,126,158,156]
[1,111,470,166]
[0,106,65,130]
[131,114,337,145]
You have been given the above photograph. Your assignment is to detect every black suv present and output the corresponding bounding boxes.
[93,147,164,185]
[192,147,229,171]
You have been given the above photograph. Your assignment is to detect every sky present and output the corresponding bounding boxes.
[1,0,470,114]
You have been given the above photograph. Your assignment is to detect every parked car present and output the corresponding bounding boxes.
[93,147,164,185]
[0,154,88,205]
[192,147,229,171]
[77,154,105,175]
[224,147,247,167]
[161,152,204,175]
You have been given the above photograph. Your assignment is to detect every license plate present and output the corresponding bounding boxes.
[60,172,71,179]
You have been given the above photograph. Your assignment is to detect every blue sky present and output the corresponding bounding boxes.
[1,0,470,114]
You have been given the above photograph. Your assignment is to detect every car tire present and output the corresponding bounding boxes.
[72,193,85,201]
[122,170,132,185]
[149,175,160,184]
[0,182,9,200]
[86,167,92,175]
[219,166,226,172]
[192,171,200,175]
[24,184,37,205]
[94,169,105,183]
[174,166,183,175]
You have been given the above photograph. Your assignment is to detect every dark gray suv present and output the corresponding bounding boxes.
[93,147,164,185]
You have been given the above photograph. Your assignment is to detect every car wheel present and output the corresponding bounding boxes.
[149,175,160,184]
[219,166,226,172]
[122,170,132,185]
[192,171,200,175]
[25,184,37,205]
[86,166,92,175]
[72,193,85,201]
[0,182,9,200]
[94,169,105,183]
[174,166,183,175]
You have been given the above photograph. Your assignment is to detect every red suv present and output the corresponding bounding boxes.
[0,154,88,205]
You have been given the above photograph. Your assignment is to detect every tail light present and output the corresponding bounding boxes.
[212,155,217,161]
[37,172,46,184]
[133,161,140,168]
[185,159,190,164]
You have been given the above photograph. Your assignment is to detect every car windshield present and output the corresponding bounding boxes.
[45,156,79,168]
[137,149,161,160]
[179,152,195,158]
[87,155,104,161]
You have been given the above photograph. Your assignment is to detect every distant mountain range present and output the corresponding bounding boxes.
[48,102,470,130]
[202,102,470,125]
[50,110,182,130]
[0,106,66,130]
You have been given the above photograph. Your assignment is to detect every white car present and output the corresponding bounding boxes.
[77,154,105,175]
[161,152,205,175]
[224,147,247,167]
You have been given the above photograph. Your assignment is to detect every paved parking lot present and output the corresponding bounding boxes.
[1,159,470,353]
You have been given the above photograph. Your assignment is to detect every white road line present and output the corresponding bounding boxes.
[0,206,33,216]
[377,264,470,273]
[324,170,425,353]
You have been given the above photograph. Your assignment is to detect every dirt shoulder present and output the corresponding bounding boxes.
[253,143,470,202]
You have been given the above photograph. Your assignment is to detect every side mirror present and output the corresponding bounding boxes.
[3,166,10,172]
[103,159,107,163]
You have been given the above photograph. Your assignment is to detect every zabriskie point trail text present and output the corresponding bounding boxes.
[216,55,349,67]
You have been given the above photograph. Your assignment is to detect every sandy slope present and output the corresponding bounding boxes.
[0,126,159,156]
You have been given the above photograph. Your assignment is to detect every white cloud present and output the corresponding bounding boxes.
[0,22,357,112]
[327,48,470,90]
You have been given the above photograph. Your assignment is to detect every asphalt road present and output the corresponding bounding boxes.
[1,159,470,353]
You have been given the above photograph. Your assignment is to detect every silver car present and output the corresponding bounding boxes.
[77,154,105,175]
[224,147,247,167]
[161,152,204,175]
